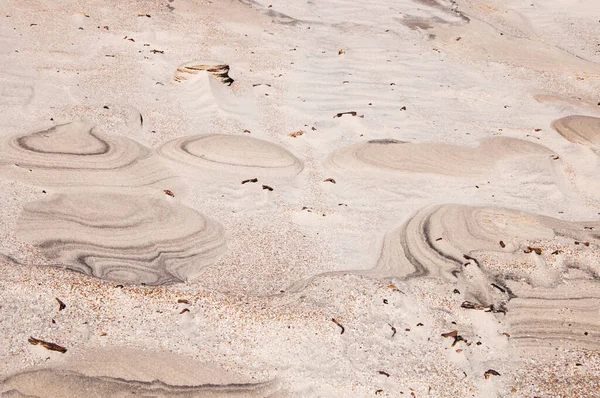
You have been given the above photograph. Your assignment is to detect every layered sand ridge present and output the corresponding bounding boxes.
[0,348,279,397]
[16,193,226,285]
[325,137,555,177]
[552,115,600,150]
[158,134,303,177]
[375,204,600,351]
[0,121,173,188]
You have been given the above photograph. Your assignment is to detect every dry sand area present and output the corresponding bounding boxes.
[1,0,600,396]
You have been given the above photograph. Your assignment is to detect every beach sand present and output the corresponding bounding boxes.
[1,0,599,396]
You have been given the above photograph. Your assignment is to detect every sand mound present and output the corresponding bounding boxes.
[0,348,279,397]
[16,193,226,285]
[325,137,552,177]
[375,204,600,350]
[0,121,172,188]
[552,115,600,149]
[174,61,234,86]
[158,134,303,177]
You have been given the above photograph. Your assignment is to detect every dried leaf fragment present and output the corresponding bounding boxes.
[288,130,305,138]
[243,129,251,134]
[338,49,345,55]
[241,178,258,184]
[499,240,505,248]
[56,298,66,311]
[164,189,174,197]
[323,178,336,184]
[333,111,357,118]
[262,185,273,191]
[461,301,492,311]
[524,246,542,255]
[180,308,190,314]
[28,337,67,353]
[177,299,190,304]
[484,369,501,379]
[378,371,390,377]
[441,330,458,338]
[451,335,466,347]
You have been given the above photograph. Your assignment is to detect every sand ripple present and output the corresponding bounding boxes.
[325,137,552,176]
[0,121,172,187]
[16,193,226,285]
[158,134,303,176]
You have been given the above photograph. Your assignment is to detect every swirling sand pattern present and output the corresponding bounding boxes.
[0,121,173,187]
[158,134,303,176]
[375,204,600,349]
[325,137,553,176]
[16,193,226,285]
[552,115,600,150]
[376,204,599,281]
[0,369,278,398]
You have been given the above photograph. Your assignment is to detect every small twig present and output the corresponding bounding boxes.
[389,323,397,337]
[331,318,345,334]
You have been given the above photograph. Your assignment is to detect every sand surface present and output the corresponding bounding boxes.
[1,0,600,397]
